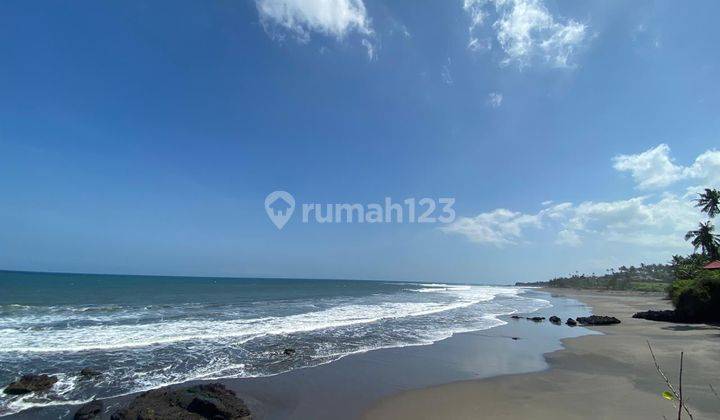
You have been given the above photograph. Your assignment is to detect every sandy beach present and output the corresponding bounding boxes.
[6,288,720,419]
[364,289,720,420]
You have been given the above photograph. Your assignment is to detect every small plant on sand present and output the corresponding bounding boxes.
[647,341,693,419]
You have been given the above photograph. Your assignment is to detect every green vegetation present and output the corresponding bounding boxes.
[695,187,720,218]
[671,188,720,321]
[516,263,674,291]
[518,187,720,322]
[669,270,720,322]
[518,264,674,291]
[684,221,720,260]
[666,252,720,322]
[670,253,710,280]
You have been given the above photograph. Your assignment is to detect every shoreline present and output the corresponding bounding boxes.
[4,289,593,419]
[363,289,720,420]
[8,289,718,419]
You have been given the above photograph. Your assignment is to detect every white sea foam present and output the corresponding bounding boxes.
[0,285,524,354]
[0,285,555,417]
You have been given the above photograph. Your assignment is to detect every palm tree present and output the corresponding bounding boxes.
[695,188,720,218]
[685,221,720,259]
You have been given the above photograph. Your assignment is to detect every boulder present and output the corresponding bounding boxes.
[74,400,103,420]
[549,316,561,324]
[3,374,58,395]
[632,310,679,323]
[111,383,251,420]
[566,318,578,326]
[510,315,522,319]
[576,315,621,326]
[79,368,102,380]
[283,348,296,356]
[527,316,545,322]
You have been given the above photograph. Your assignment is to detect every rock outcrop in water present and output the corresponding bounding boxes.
[79,368,102,380]
[549,316,561,324]
[576,315,621,325]
[527,316,545,322]
[566,318,578,326]
[283,348,296,356]
[111,383,251,420]
[3,374,58,395]
[74,400,103,420]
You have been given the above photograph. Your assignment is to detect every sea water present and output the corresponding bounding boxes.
[0,271,550,416]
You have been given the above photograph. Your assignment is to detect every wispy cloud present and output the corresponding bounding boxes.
[255,0,374,58]
[463,0,588,68]
[361,39,375,60]
[441,58,454,85]
[487,92,503,108]
[441,208,541,246]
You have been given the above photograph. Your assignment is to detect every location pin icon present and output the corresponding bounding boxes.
[265,191,295,230]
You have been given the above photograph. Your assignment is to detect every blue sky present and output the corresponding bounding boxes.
[1,0,719,283]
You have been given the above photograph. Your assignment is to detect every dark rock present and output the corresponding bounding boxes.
[576,315,621,325]
[74,400,103,420]
[632,310,679,323]
[511,337,519,340]
[549,316,561,324]
[283,348,296,356]
[510,315,522,319]
[3,374,58,395]
[527,316,545,322]
[566,318,578,326]
[79,368,102,380]
[111,383,251,420]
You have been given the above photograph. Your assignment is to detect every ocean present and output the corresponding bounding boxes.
[0,271,551,417]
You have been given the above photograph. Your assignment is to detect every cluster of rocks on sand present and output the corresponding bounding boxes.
[3,371,252,420]
[510,313,621,326]
[3,346,308,418]
[110,383,251,420]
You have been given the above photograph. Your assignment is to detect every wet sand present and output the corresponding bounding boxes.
[216,291,594,419]
[363,289,720,420]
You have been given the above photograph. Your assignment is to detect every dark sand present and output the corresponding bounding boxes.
[363,289,720,420]
[219,292,592,419]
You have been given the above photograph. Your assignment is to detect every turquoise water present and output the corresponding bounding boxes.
[0,271,550,416]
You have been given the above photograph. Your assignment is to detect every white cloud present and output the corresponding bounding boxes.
[487,92,503,107]
[612,144,684,189]
[441,208,541,246]
[388,20,411,39]
[684,149,720,186]
[361,38,375,60]
[613,144,720,189]
[463,0,588,68]
[565,195,696,248]
[556,229,581,246]
[445,143,717,266]
[445,194,697,250]
[441,58,454,85]
[468,37,492,52]
[256,0,374,56]
[464,0,488,32]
